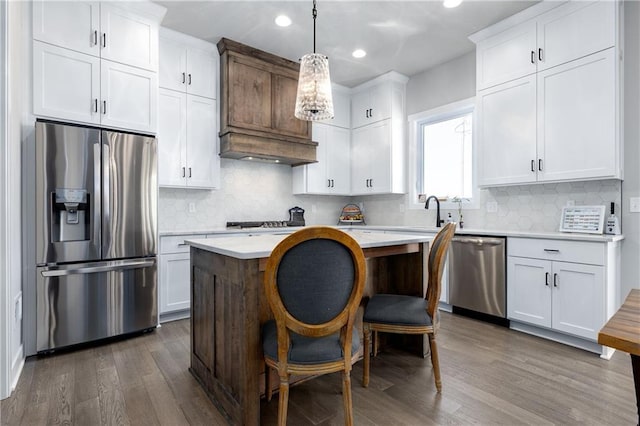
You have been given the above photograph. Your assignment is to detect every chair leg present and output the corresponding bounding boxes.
[428,333,442,392]
[373,330,379,357]
[342,370,354,426]
[277,375,290,426]
[265,364,273,402]
[363,324,370,388]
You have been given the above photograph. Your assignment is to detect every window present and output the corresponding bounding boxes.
[408,98,476,210]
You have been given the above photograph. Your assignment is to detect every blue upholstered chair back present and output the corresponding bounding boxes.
[276,239,355,325]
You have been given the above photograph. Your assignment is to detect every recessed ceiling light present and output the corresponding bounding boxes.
[352,49,366,59]
[443,0,462,8]
[275,15,292,27]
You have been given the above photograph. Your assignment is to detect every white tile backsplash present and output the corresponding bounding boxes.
[357,180,622,232]
[159,159,350,231]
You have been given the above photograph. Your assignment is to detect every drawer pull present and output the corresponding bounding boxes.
[177,243,189,247]
[543,249,560,253]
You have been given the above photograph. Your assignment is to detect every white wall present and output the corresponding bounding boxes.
[0,0,26,400]
[621,0,640,299]
[159,159,351,231]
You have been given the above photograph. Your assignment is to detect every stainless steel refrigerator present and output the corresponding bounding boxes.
[27,120,158,354]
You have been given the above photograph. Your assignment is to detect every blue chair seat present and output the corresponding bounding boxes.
[363,294,432,326]
[262,320,360,365]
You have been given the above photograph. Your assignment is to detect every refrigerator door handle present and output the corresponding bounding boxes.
[41,259,155,277]
[102,139,111,254]
[93,140,102,256]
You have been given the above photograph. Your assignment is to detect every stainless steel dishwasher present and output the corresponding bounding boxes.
[448,235,507,319]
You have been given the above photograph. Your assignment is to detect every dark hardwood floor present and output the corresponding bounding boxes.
[1,312,636,425]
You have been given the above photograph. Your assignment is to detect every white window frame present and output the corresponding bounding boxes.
[407,97,479,211]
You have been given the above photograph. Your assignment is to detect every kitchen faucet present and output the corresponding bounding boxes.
[425,195,444,228]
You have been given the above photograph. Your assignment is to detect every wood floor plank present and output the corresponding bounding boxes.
[122,383,160,426]
[97,365,130,426]
[142,371,190,426]
[0,358,35,426]
[75,397,101,426]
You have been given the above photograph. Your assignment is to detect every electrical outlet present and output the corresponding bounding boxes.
[566,200,575,207]
[486,201,498,213]
[630,197,640,213]
[188,202,196,213]
[418,194,427,203]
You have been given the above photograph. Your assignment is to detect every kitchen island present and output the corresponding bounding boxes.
[186,229,433,425]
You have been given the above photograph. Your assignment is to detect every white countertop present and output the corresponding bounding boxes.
[185,229,432,259]
[163,225,624,243]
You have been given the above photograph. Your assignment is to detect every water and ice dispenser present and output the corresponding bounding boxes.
[51,188,89,242]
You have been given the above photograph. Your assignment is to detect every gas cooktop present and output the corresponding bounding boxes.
[226,221,295,229]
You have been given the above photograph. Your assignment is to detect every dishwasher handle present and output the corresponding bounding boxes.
[452,236,504,246]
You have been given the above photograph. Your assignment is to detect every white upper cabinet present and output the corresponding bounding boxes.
[292,123,350,195]
[351,120,395,195]
[159,28,218,99]
[476,75,537,187]
[32,1,100,57]
[32,1,166,133]
[351,81,394,129]
[474,0,616,90]
[472,0,621,187]
[536,0,616,72]
[99,3,158,71]
[33,41,101,125]
[536,49,617,182]
[157,90,219,190]
[475,21,537,91]
[100,60,157,134]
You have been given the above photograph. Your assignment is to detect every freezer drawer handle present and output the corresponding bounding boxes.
[41,259,155,277]
[543,249,560,253]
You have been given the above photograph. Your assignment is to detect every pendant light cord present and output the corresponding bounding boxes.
[312,0,317,53]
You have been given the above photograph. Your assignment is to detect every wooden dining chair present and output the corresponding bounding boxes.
[263,226,366,426]
[362,222,456,392]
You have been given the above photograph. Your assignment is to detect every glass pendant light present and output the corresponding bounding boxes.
[294,0,334,121]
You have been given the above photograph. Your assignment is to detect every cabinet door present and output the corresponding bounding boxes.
[477,75,537,186]
[507,257,552,328]
[351,90,370,129]
[476,20,537,90]
[325,89,350,129]
[368,83,392,124]
[159,35,187,92]
[33,41,101,125]
[187,48,217,99]
[351,126,372,194]
[186,96,220,189]
[227,56,272,132]
[33,1,100,57]
[158,89,187,187]
[272,73,310,138]
[100,4,158,71]
[326,127,351,194]
[368,120,392,194]
[305,123,329,193]
[537,0,616,72]
[537,49,617,182]
[100,60,157,133]
[551,262,604,340]
[159,253,191,314]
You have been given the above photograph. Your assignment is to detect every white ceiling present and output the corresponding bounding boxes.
[157,0,539,87]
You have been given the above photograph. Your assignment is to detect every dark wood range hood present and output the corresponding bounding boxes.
[217,38,317,166]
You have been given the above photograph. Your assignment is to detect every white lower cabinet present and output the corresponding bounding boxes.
[507,237,609,342]
[159,234,205,321]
